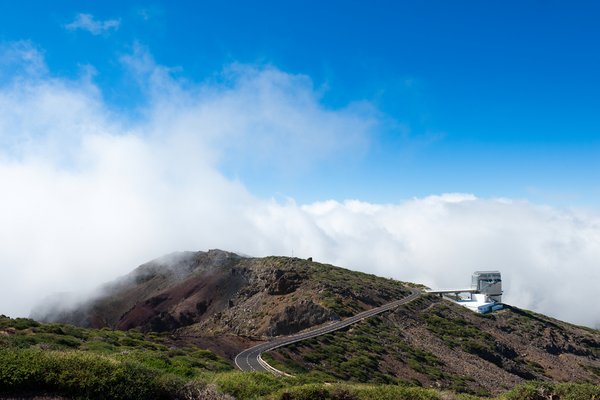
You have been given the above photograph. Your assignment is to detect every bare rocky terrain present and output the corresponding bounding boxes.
[32,250,412,357]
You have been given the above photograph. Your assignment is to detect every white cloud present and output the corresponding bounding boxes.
[65,13,121,35]
[293,197,600,328]
[1,45,599,330]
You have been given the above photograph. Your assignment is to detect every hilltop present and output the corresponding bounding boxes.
[33,250,414,359]
[20,249,600,399]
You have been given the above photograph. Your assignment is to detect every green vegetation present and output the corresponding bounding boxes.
[0,315,231,399]
[0,315,231,374]
[264,381,600,400]
[0,347,181,399]
[258,256,413,318]
[501,381,600,400]
[265,312,483,394]
[308,260,412,315]
[422,305,501,364]
[419,304,548,381]
[266,320,398,384]
[266,383,454,400]
[212,371,287,399]
[1,314,600,399]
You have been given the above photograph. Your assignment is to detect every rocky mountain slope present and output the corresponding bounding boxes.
[32,249,600,396]
[265,295,600,396]
[33,249,412,357]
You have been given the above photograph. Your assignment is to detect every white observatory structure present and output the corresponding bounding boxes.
[427,271,504,314]
[471,271,502,303]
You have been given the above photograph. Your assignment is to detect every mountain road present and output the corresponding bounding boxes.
[234,288,421,374]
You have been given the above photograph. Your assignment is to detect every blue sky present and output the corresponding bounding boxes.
[1,1,599,206]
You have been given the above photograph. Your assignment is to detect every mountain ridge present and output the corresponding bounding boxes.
[30,249,600,396]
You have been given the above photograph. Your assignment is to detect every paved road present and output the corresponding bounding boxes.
[234,288,421,374]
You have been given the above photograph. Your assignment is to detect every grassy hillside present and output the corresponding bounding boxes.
[2,316,600,399]
[264,295,600,396]
[0,315,233,399]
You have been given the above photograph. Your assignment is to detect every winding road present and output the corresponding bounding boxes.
[234,288,421,374]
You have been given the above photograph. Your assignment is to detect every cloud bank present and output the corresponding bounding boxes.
[1,44,599,328]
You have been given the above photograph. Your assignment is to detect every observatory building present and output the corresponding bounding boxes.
[427,271,503,314]
[471,271,502,302]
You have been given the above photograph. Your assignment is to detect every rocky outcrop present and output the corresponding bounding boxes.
[267,300,338,336]
[265,269,305,295]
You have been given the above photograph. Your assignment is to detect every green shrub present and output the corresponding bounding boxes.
[0,348,181,399]
[270,383,444,400]
[275,383,332,400]
[502,381,600,400]
[353,385,442,400]
[212,371,286,399]
[11,318,40,330]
